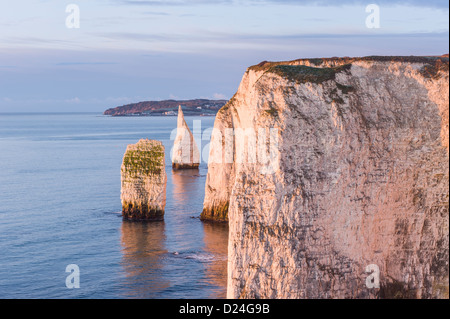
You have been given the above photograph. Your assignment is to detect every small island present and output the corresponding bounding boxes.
[104,99,228,117]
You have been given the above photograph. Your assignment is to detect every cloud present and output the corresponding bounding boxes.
[260,0,449,8]
[94,32,176,42]
[115,0,449,8]
[55,62,119,66]
[4,37,73,45]
[212,93,227,99]
[119,0,231,5]
[141,11,171,15]
[95,30,450,45]
[65,97,81,104]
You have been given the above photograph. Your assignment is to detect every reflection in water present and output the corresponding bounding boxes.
[203,222,229,299]
[172,168,229,299]
[119,167,229,299]
[120,221,170,298]
[171,169,202,206]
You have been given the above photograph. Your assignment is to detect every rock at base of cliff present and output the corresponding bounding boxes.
[200,201,229,222]
[121,139,167,221]
[122,202,165,221]
[172,163,199,170]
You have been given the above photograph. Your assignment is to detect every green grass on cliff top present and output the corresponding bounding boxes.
[249,55,449,71]
[122,140,165,176]
[248,55,449,84]
[267,64,352,84]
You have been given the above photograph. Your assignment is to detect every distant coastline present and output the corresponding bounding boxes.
[103,99,228,117]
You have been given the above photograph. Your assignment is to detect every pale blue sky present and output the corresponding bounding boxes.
[0,0,448,112]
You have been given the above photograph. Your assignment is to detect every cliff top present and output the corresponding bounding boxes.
[248,54,449,77]
[248,55,449,83]
[249,55,449,72]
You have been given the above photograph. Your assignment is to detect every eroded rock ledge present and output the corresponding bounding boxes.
[203,55,449,298]
[121,139,167,220]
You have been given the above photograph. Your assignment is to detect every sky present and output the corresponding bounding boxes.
[0,0,448,112]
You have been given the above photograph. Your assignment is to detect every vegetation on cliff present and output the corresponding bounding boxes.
[121,139,167,221]
[267,64,352,84]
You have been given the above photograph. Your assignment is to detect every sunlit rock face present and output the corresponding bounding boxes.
[172,105,200,170]
[121,139,167,220]
[201,108,234,222]
[204,56,449,298]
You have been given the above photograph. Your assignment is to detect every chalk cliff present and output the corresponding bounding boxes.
[172,106,201,170]
[201,106,233,222]
[121,139,167,220]
[203,56,449,298]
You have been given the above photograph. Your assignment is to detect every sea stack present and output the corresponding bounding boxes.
[121,139,167,220]
[172,105,200,170]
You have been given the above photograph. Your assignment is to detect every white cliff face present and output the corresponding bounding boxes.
[172,105,200,170]
[121,139,167,220]
[201,109,234,221]
[204,56,449,298]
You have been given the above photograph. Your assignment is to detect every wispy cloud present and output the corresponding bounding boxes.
[65,97,81,104]
[115,0,449,8]
[261,0,449,9]
[55,62,119,66]
[118,0,232,5]
[4,37,73,45]
[95,30,450,44]
[141,11,171,15]
[212,93,227,99]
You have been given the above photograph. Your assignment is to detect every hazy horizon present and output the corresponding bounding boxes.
[1,0,448,113]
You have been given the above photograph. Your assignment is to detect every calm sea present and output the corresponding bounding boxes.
[0,113,228,299]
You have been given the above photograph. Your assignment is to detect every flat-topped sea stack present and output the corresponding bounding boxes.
[172,105,200,170]
[203,55,449,298]
[121,139,167,220]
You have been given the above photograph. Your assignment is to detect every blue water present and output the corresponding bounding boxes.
[0,113,228,299]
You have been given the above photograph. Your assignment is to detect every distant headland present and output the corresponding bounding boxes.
[103,99,228,117]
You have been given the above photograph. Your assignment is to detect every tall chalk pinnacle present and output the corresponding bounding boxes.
[172,105,200,169]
